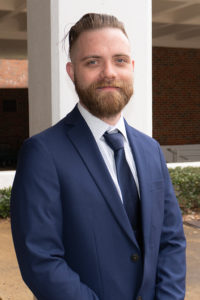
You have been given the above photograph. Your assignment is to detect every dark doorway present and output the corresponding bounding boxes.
[0,88,29,170]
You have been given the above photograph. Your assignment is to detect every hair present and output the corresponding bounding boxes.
[67,13,128,59]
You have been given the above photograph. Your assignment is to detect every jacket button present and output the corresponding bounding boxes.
[131,253,139,262]
[137,297,142,300]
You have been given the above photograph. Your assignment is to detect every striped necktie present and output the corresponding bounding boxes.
[104,131,142,242]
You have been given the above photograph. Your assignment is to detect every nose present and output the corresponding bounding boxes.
[100,61,116,80]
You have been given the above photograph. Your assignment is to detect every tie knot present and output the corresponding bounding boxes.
[103,131,124,152]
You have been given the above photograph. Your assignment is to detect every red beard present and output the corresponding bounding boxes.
[74,78,133,118]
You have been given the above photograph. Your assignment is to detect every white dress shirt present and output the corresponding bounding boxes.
[78,103,140,202]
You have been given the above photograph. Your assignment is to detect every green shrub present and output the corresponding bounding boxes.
[0,187,11,218]
[169,167,200,212]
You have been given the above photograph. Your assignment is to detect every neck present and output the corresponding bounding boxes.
[100,113,121,125]
[79,101,122,126]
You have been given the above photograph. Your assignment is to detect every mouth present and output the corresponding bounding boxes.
[96,86,120,91]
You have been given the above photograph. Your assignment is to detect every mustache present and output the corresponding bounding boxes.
[90,80,125,89]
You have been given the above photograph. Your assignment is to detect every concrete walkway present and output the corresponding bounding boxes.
[184,225,200,300]
[0,220,199,300]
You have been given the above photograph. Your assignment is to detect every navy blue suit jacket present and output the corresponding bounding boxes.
[11,105,186,300]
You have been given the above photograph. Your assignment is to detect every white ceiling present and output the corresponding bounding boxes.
[0,0,199,58]
[153,0,200,48]
[0,0,27,58]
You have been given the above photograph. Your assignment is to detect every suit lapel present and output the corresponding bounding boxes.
[125,122,152,251]
[64,106,138,246]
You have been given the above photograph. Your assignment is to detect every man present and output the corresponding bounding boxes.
[11,13,186,300]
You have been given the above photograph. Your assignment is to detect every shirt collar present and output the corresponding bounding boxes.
[78,102,128,142]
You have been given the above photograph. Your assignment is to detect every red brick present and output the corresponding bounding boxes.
[0,59,28,88]
[153,47,200,145]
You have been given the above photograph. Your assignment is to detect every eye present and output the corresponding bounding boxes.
[116,58,125,63]
[115,56,130,65]
[86,60,98,66]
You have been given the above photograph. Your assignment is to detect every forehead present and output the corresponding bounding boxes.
[71,28,131,61]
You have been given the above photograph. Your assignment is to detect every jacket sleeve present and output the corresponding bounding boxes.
[155,144,186,300]
[11,137,99,300]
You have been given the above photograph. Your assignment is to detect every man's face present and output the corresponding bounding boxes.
[67,28,134,119]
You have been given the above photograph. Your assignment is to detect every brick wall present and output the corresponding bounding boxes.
[153,47,200,145]
[0,59,28,88]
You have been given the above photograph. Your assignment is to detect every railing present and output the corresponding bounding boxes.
[161,144,200,163]
[166,148,188,162]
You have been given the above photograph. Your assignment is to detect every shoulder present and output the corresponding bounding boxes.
[23,114,70,150]
[125,121,159,148]
[24,105,81,147]
[17,117,69,167]
[31,117,66,141]
[125,122,165,167]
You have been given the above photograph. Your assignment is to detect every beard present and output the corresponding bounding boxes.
[74,76,133,119]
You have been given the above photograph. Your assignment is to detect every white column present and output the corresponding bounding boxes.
[27,0,60,136]
[28,0,152,136]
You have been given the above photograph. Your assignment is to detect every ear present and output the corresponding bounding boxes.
[132,60,135,71]
[66,62,75,82]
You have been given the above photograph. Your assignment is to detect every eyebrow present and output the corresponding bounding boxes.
[80,55,101,62]
[80,54,131,62]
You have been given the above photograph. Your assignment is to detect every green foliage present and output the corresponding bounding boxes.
[0,187,11,218]
[169,167,200,212]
